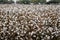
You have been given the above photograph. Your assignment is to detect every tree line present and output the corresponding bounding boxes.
[0,0,60,4]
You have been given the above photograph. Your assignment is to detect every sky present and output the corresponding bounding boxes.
[46,0,51,2]
[13,0,17,3]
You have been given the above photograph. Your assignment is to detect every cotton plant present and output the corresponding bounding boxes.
[0,4,60,40]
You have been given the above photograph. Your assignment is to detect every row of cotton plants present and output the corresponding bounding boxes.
[0,4,60,40]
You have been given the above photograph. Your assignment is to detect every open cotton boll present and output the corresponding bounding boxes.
[48,27,53,32]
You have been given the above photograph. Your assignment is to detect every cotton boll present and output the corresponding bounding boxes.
[48,27,53,32]
[47,36,50,39]
[2,27,7,32]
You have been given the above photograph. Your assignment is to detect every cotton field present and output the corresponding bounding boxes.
[0,4,60,40]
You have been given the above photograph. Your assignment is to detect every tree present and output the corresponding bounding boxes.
[30,0,46,4]
[18,0,30,4]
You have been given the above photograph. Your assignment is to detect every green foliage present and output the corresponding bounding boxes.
[0,0,60,4]
[0,0,14,4]
[18,0,46,4]
[18,0,30,4]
